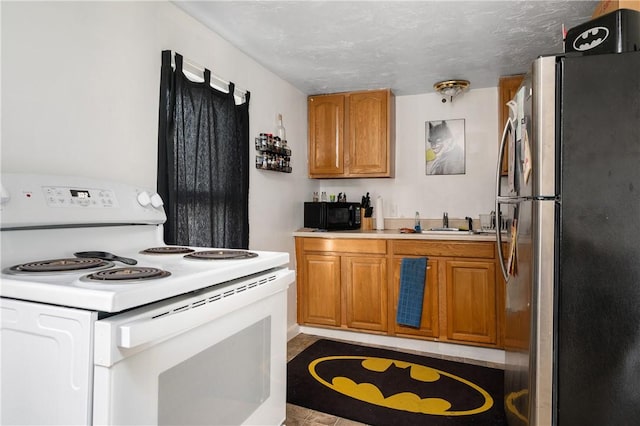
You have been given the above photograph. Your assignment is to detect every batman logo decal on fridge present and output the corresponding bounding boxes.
[572,26,609,51]
[308,355,494,415]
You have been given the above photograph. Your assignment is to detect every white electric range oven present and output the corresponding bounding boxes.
[0,173,293,425]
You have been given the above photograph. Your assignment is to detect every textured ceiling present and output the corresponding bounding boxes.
[173,1,598,96]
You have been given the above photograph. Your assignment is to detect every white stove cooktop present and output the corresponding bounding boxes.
[1,244,290,313]
[0,173,290,313]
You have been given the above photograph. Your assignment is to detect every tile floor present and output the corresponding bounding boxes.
[284,333,505,426]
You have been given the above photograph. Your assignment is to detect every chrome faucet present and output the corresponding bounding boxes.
[443,212,449,228]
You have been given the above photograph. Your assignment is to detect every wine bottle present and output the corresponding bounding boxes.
[276,113,286,144]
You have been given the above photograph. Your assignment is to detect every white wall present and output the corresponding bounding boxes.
[1,1,312,329]
[318,88,500,223]
[1,1,500,334]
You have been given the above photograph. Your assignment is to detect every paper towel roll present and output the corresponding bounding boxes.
[375,196,384,230]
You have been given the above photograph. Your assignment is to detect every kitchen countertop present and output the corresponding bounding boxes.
[293,228,497,241]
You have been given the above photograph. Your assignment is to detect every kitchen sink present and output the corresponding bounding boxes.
[423,228,494,235]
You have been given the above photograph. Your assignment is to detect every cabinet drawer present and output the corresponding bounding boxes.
[391,240,494,259]
[303,238,387,254]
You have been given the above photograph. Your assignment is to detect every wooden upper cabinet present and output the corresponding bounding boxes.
[348,91,391,175]
[308,94,344,176]
[498,75,525,176]
[308,89,394,178]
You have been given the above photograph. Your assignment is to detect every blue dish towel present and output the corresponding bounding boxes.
[396,257,428,328]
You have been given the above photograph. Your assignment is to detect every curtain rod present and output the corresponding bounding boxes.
[169,51,248,102]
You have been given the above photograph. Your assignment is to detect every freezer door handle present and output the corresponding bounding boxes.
[495,116,513,199]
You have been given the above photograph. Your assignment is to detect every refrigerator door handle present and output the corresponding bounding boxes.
[495,118,513,283]
[495,203,510,283]
[496,195,529,204]
[496,116,514,198]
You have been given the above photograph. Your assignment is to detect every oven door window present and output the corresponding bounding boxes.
[158,318,270,425]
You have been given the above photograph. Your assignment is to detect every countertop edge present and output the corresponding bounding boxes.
[293,229,497,241]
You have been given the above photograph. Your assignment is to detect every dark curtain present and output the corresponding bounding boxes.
[157,51,250,248]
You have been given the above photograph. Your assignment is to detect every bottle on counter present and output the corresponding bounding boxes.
[414,211,422,232]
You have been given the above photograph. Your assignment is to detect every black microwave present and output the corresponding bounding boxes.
[304,202,361,230]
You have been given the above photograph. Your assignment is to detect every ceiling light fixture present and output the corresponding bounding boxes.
[434,79,470,103]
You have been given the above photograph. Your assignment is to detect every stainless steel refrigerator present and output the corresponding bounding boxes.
[496,51,640,426]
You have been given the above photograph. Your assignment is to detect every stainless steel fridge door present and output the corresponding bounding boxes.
[501,54,557,426]
[497,74,535,426]
[528,55,558,426]
[502,196,534,426]
[530,197,556,426]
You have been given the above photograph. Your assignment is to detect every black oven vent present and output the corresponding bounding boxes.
[150,272,278,320]
[192,299,206,308]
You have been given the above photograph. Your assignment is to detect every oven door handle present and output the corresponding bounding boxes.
[117,269,293,349]
[118,303,218,349]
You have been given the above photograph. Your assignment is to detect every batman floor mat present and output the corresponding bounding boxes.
[287,339,506,426]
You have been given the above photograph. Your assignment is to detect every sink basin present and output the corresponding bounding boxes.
[422,228,493,235]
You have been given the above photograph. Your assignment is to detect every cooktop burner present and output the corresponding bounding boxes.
[85,267,171,282]
[6,258,114,274]
[185,250,259,260]
[140,246,195,255]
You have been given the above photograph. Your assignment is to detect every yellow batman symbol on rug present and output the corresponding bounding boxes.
[505,388,529,424]
[308,355,493,416]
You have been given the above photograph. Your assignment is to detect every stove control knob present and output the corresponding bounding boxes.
[137,191,151,207]
[150,193,164,209]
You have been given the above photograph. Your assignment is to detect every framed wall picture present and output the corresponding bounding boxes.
[425,119,465,175]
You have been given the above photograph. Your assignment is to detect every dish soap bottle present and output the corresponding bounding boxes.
[414,211,422,232]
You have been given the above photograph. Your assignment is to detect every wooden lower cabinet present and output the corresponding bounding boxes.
[445,260,497,345]
[300,253,341,326]
[343,256,387,332]
[295,238,388,333]
[295,237,504,348]
[389,257,439,338]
